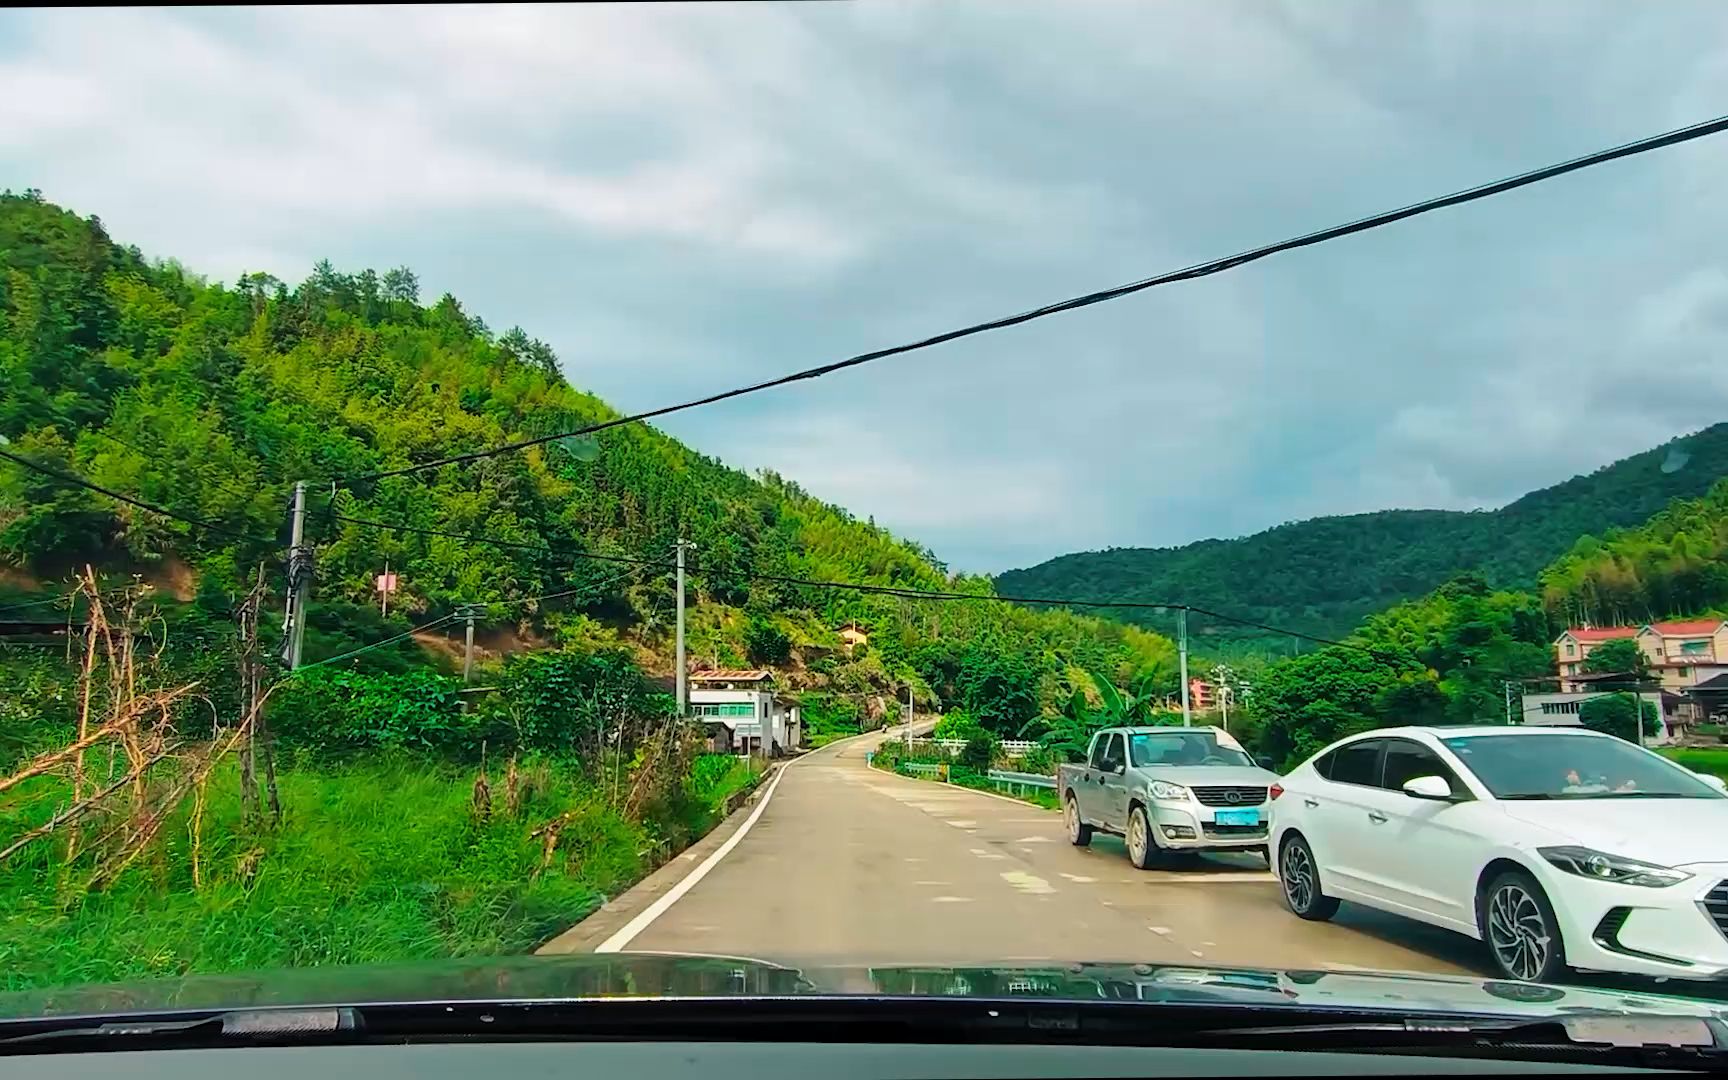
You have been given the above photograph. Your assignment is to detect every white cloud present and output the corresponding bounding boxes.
[7,1,1728,573]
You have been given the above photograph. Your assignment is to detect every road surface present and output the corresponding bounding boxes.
[549,728,1485,977]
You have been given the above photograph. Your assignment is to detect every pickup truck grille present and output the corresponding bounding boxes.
[1192,785,1268,807]
[1704,881,1728,941]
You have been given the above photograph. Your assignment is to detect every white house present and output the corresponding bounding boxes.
[1520,689,1683,745]
[689,669,801,757]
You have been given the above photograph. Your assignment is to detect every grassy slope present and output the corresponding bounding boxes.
[0,753,758,992]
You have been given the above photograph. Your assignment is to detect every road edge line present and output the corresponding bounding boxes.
[592,725,897,953]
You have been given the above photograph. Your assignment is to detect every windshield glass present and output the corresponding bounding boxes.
[1443,734,1723,800]
[1129,732,1252,768]
[8,0,1728,1034]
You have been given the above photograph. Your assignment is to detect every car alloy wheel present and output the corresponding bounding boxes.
[1487,881,1552,981]
[1281,840,1316,913]
[1065,798,1080,841]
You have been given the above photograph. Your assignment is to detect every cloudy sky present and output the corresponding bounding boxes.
[5,2,1728,573]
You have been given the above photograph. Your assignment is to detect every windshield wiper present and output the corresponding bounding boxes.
[1204,1013,1727,1064]
[0,1007,360,1050]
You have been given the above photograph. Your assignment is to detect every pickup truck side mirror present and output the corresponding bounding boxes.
[1256,755,1276,771]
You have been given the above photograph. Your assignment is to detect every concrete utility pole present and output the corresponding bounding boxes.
[1178,607,1192,726]
[283,480,309,669]
[905,684,914,746]
[674,538,690,717]
[1219,683,1230,733]
[462,604,477,684]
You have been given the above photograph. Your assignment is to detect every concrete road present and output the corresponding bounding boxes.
[572,729,1486,977]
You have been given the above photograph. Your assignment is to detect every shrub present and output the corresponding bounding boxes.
[1019,744,1058,775]
[933,711,983,739]
[959,730,999,772]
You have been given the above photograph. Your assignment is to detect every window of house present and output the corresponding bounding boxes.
[1682,640,1709,656]
[1565,643,1575,657]
[693,702,755,718]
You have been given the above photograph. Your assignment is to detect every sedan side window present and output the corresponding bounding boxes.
[1326,740,1383,787]
[1380,739,1464,795]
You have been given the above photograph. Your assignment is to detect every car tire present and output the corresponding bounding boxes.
[1479,869,1568,983]
[1126,804,1158,870]
[1278,833,1340,921]
[1064,793,1093,847]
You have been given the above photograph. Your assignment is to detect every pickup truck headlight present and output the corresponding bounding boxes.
[1538,846,1692,888]
[1148,780,1191,801]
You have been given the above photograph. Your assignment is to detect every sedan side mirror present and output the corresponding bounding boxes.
[1402,775,1455,801]
[1692,771,1727,794]
[1256,755,1276,771]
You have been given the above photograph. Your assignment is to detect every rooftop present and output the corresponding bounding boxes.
[689,669,773,683]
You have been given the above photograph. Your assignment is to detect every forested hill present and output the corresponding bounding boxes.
[996,423,1728,644]
[0,190,1176,722]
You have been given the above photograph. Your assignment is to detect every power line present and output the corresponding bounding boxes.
[294,612,460,671]
[339,112,1728,486]
[0,447,265,543]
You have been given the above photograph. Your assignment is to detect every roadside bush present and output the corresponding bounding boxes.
[959,730,999,772]
[271,667,477,758]
[1019,744,1058,775]
[933,711,984,739]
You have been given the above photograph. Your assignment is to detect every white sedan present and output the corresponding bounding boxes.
[1269,725,1728,983]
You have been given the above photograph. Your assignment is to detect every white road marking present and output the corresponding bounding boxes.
[590,727,895,953]
[932,896,973,903]
[947,820,978,828]
[1191,950,1205,958]
[1059,873,1096,883]
[1014,835,1052,843]
[1148,926,1172,936]
[914,880,951,886]
[1000,870,1056,895]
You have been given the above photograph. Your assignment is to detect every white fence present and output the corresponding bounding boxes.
[918,737,1040,757]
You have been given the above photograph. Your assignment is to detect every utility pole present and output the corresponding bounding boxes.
[283,480,309,669]
[674,538,690,717]
[462,604,477,684]
[905,684,914,747]
[1219,683,1230,733]
[1504,681,1516,726]
[1178,607,1191,726]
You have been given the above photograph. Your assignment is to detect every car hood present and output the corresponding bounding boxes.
[1496,798,1728,867]
[0,954,1720,1024]
[1145,765,1278,787]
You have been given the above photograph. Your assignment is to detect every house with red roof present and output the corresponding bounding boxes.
[1553,619,1728,695]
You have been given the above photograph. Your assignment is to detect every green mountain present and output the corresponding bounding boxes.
[0,190,1176,728]
[996,424,1728,647]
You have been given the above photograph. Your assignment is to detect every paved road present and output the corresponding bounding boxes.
[594,728,1486,977]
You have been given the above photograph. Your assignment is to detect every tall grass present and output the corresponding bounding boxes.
[0,752,758,993]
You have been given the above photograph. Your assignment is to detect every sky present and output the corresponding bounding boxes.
[5,2,1728,574]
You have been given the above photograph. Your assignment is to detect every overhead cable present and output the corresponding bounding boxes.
[339,112,1728,485]
[0,447,265,543]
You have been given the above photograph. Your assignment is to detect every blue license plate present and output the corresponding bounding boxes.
[1214,808,1261,827]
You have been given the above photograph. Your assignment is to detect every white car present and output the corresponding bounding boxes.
[1269,725,1728,983]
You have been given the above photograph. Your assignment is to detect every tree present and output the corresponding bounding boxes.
[1581,638,1652,685]
[958,730,998,772]
[1578,693,1661,744]
[742,614,791,667]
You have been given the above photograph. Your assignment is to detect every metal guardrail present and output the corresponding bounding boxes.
[987,769,1057,794]
[902,762,947,778]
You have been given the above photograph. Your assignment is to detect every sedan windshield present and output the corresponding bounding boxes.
[1129,732,1252,768]
[1441,734,1723,800]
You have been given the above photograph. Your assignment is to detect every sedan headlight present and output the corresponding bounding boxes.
[1538,846,1693,888]
[1148,780,1191,801]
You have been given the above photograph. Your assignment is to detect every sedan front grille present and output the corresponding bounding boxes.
[1704,881,1728,941]
[1193,786,1268,807]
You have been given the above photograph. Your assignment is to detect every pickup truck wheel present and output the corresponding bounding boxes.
[1064,794,1093,847]
[1126,804,1158,870]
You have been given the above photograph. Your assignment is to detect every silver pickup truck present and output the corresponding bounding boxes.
[1058,726,1279,869]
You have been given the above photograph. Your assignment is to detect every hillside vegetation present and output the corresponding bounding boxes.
[997,425,1728,646]
[0,189,1186,989]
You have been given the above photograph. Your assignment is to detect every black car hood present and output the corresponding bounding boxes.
[0,953,1720,1023]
